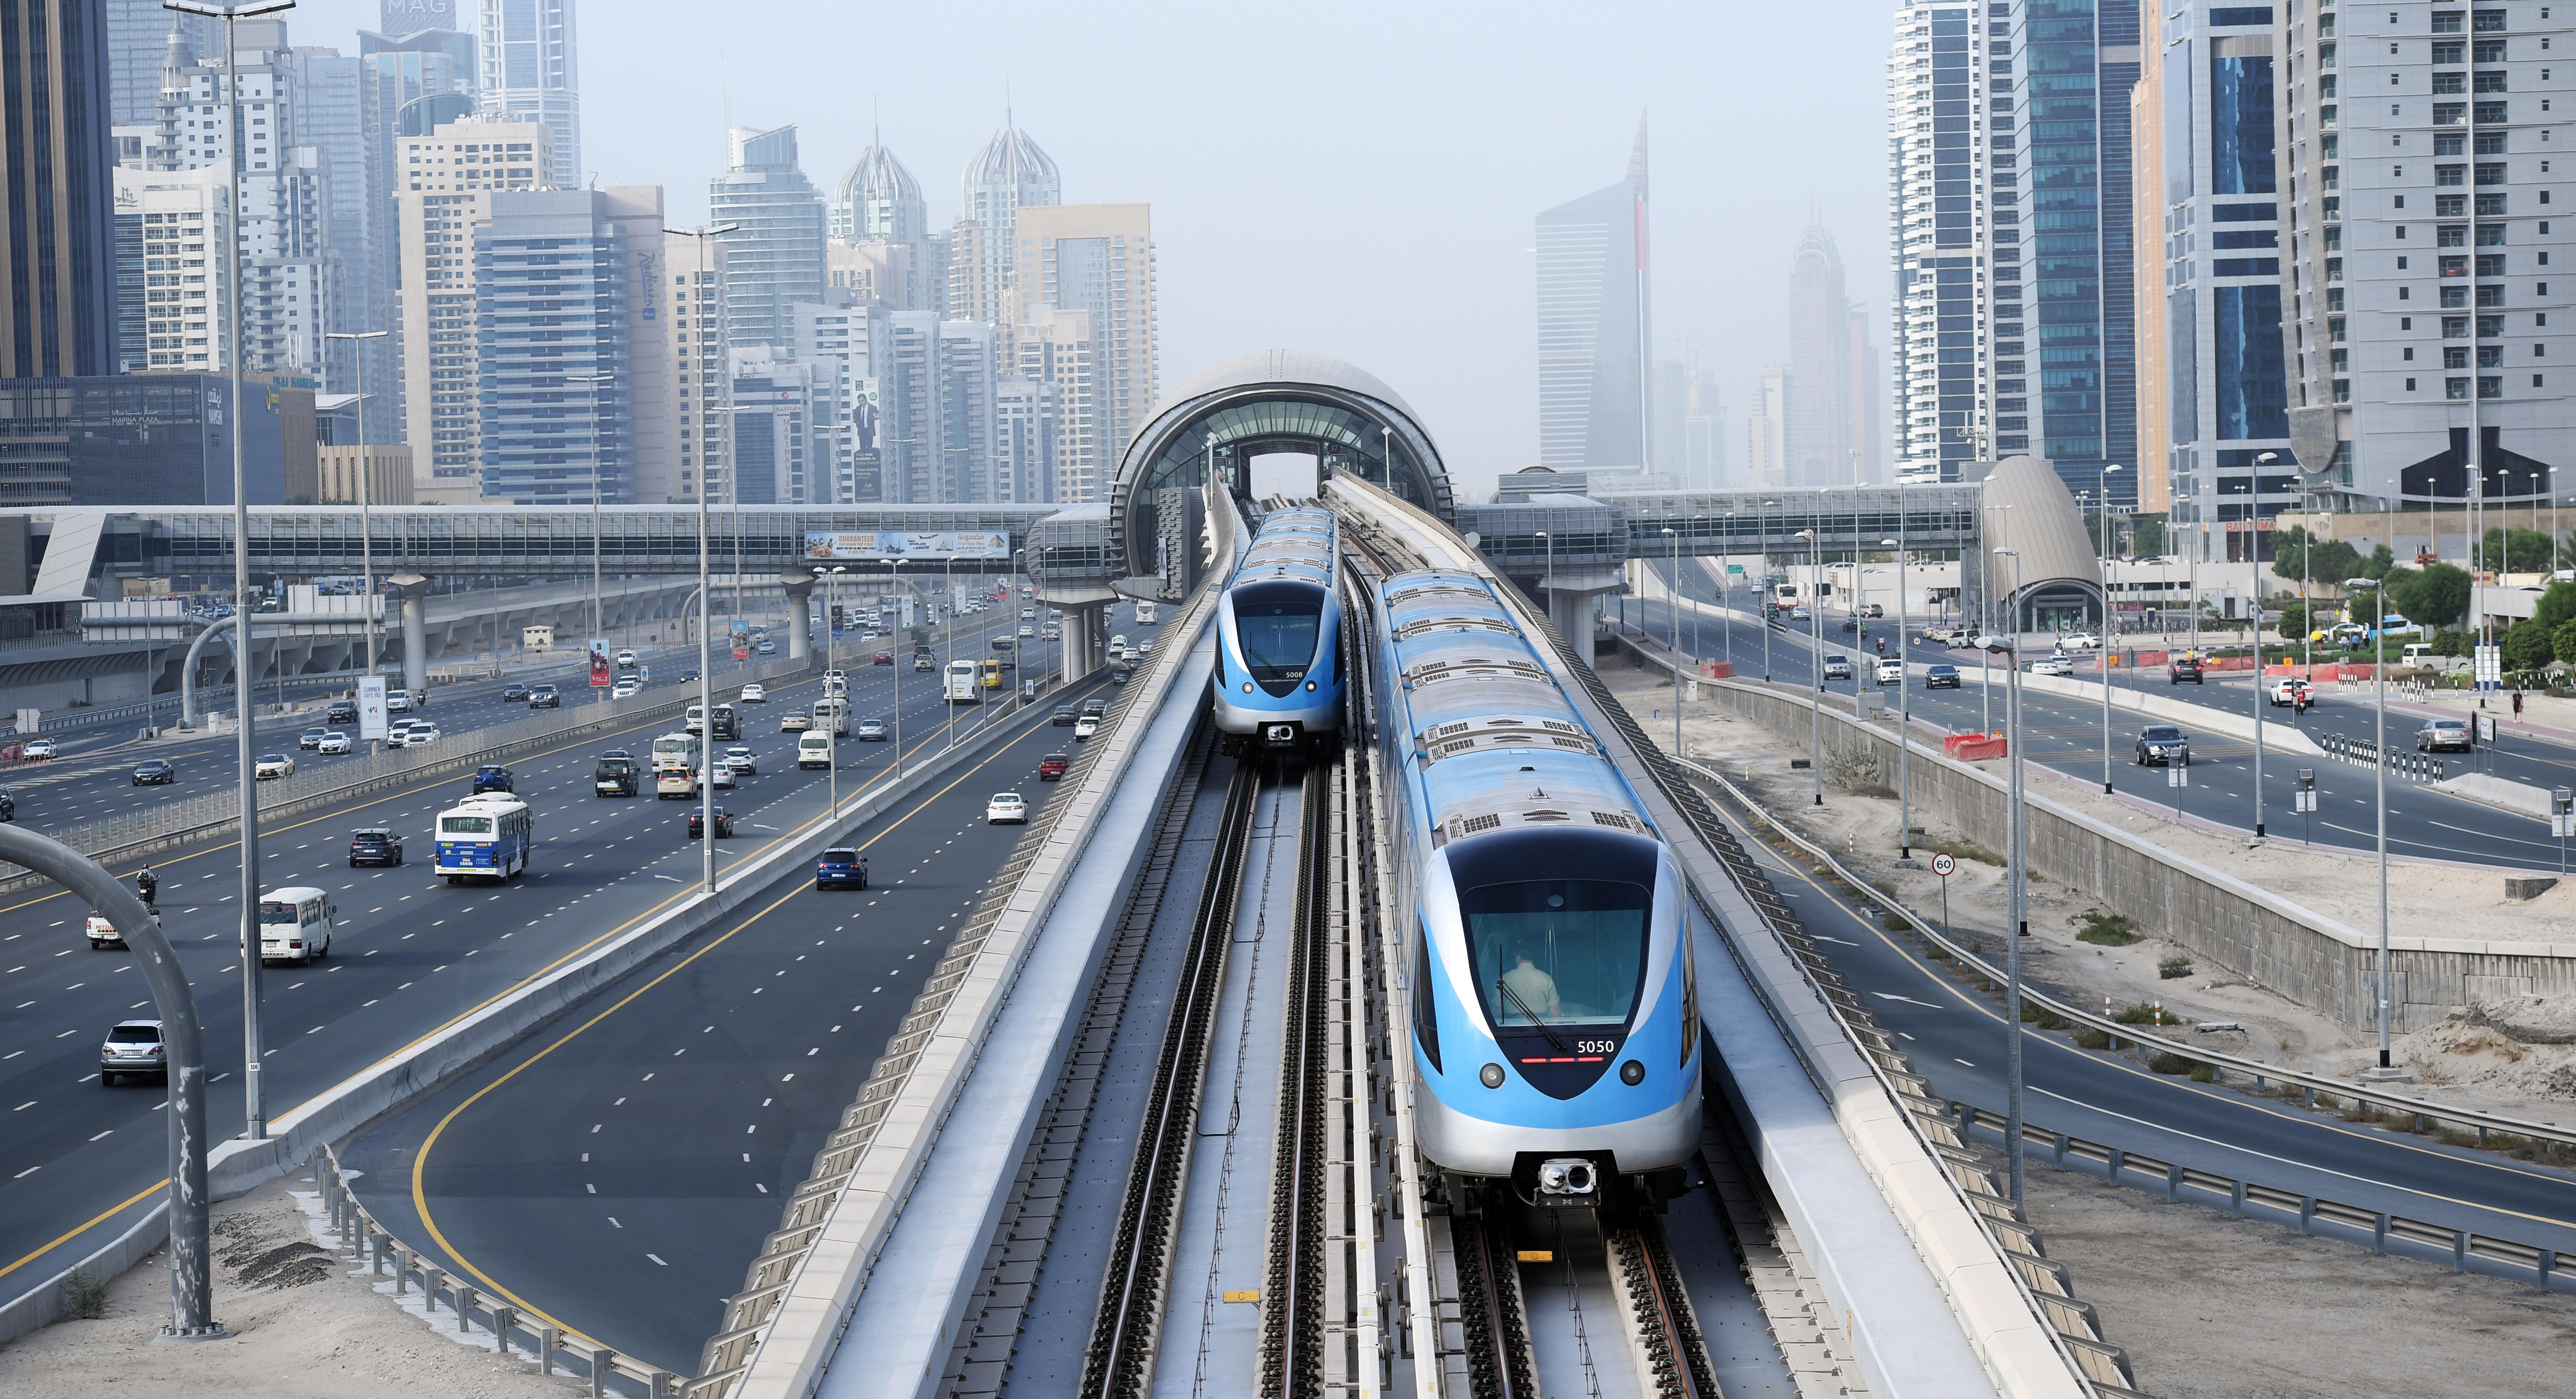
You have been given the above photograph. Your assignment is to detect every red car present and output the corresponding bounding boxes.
[873,650,895,666]
[1038,752,1070,781]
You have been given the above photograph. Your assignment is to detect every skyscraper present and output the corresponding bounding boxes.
[1536,119,1650,470]
[1747,365,1789,487]
[358,23,476,442]
[112,165,232,373]
[948,115,1059,329]
[830,130,931,308]
[1016,306,1097,503]
[1788,219,1857,487]
[1014,202,1154,496]
[104,0,216,125]
[710,124,826,351]
[377,0,464,39]
[477,0,578,187]
[475,187,656,505]
[2272,4,2573,526]
[4,0,119,378]
[1888,0,1999,483]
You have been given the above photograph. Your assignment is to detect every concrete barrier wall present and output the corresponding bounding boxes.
[1662,655,2576,1034]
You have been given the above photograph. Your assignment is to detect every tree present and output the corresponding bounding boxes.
[2504,619,2559,673]
[2555,617,2576,667]
[2272,526,2360,588]
[2128,513,2167,558]
[2390,562,2472,629]
[2274,601,2311,642]
[2532,579,2576,635]
[2478,527,2558,575]
[2362,543,2396,581]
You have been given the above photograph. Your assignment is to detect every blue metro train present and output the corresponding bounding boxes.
[1368,567,1700,1207]
[1212,506,1344,750]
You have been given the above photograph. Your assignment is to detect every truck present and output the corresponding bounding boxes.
[1134,600,1158,625]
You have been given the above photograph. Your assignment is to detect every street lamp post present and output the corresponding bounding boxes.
[2252,452,2279,838]
[571,371,615,704]
[1763,500,1780,681]
[322,326,388,749]
[663,222,738,895]
[2098,465,2122,793]
[1721,512,1736,678]
[1664,527,1682,760]
[1883,534,1914,864]
[2348,573,2396,1073]
[170,0,296,1145]
[1988,545,2030,1205]
[889,558,904,781]
[1796,526,1823,805]
[1537,531,1552,636]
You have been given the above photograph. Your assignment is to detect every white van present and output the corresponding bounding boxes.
[811,697,851,735]
[797,731,834,769]
[257,886,336,964]
[2402,643,2435,666]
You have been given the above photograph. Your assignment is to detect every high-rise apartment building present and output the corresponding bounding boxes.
[879,311,939,505]
[663,230,725,502]
[827,239,909,306]
[1747,365,1789,486]
[4,0,119,378]
[1017,306,1097,503]
[936,320,999,502]
[1536,121,1650,471]
[1014,202,1155,490]
[790,296,888,504]
[475,186,668,505]
[1889,0,2000,483]
[830,134,934,310]
[710,124,826,351]
[105,0,216,125]
[2273,2,2572,523]
[477,0,578,187]
[1677,358,1725,489]
[995,375,1058,506]
[729,349,827,505]
[949,117,1059,329]
[391,115,550,497]
[111,165,231,373]
[1789,220,1861,486]
[2136,4,2292,545]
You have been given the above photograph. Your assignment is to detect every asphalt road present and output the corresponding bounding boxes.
[1689,782,2576,1260]
[339,697,1103,1373]
[0,604,1111,1318]
[1637,560,2573,869]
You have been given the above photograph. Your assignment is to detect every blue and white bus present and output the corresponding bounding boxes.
[434,793,535,883]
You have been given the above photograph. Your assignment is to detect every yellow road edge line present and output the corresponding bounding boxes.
[0,1180,166,1282]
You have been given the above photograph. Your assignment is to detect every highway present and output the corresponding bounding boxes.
[1687,779,2576,1262]
[1635,559,2573,869]
[337,697,1096,1374]
[0,597,1114,1320]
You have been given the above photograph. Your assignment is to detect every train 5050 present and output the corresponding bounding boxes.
[1369,568,1700,1207]
[1213,506,1344,751]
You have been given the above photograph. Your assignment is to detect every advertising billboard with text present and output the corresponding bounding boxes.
[804,531,1010,562]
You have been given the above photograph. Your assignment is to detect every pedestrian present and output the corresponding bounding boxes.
[2514,688,2525,719]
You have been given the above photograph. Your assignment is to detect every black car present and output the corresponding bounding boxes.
[1839,617,1860,633]
[594,751,640,796]
[2168,657,2204,684]
[132,759,177,786]
[348,827,403,867]
[528,684,561,709]
[1081,700,1108,718]
[1051,706,1077,727]
[471,764,514,793]
[688,806,735,839]
[2134,725,2192,766]
[1924,664,1962,690]
[815,847,869,889]
[325,700,359,725]
[502,682,529,701]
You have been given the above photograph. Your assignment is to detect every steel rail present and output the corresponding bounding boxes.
[1260,761,1334,1398]
[1604,1211,1715,1399]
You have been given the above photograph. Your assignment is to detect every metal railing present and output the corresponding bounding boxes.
[1683,755,2576,1158]
[0,652,821,889]
[1951,1105,2576,1294]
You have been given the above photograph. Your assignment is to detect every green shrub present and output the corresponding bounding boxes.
[59,1268,107,1320]
[2189,1063,2218,1083]
[2158,954,2193,980]
[2115,1003,2182,1026]
[2074,1028,2112,1051]
[2020,1003,2067,1029]
[1881,912,1910,932]
[2148,1051,2196,1075]
[1926,944,1952,961]
[2077,912,2143,947]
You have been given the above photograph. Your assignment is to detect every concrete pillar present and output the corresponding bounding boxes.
[779,571,817,663]
[1542,580,1620,670]
[1061,603,1107,683]
[386,574,431,693]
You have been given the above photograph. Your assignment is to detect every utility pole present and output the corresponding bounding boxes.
[662,221,739,894]
[323,327,387,749]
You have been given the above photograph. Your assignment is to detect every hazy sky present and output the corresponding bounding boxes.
[289,0,1893,501]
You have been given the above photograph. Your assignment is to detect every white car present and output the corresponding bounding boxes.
[384,691,413,713]
[739,682,767,704]
[702,763,737,790]
[724,745,758,775]
[19,737,56,760]
[612,680,641,700]
[2058,633,2102,651]
[822,669,847,687]
[986,792,1028,824]
[1019,625,1035,638]
[1876,658,1905,684]
[316,731,353,755]
[1073,714,1102,741]
[386,720,439,748]
[2027,655,2075,677]
[254,753,295,780]
[615,649,638,668]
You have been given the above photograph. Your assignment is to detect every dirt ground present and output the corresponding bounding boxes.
[1603,665,2576,1118]
[2014,1161,2576,1399]
[0,1175,577,1398]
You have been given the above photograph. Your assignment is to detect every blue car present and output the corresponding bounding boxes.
[471,764,515,793]
[814,847,869,889]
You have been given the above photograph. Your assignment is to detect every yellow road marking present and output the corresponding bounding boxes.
[0,1181,165,1282]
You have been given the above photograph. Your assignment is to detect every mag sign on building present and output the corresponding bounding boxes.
[805,531,1011,562]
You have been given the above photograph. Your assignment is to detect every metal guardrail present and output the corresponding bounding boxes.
[1950,1105,2576,1294]
[0,653,822,890]
[315,1145,681,1398]
[1682,755,2576,1158]
[2316,730,2449,781]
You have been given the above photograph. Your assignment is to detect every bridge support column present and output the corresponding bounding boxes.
[778,571,817,663]
[386,574,432,693]
[1061,603,1107,682]
[1538,570,1624,671]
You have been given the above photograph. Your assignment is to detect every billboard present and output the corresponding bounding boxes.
[731,619,751,662]
[589,638,612,688]
[805,531,1010,562]
[356,677,388,740]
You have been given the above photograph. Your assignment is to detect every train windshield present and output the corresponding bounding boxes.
[1449,829,1656,1030]
[1233,582,1323,689]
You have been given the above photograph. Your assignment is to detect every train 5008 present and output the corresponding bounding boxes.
[1213,506,1344,750]
[1370,568,1699,1207]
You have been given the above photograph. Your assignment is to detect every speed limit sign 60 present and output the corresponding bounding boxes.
[1931,852,1956,878]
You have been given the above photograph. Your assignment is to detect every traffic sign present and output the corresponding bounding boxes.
[1930,852,1955,878]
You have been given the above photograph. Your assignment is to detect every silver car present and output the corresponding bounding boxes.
[2417,718,2472,753]
[100,1019,166,1084]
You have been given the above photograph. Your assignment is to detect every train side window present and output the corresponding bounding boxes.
[1413,930,1442,1072]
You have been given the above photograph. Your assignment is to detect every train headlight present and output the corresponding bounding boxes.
[1478,1062,1505,1089]
[1305,681,1316,691]
[1241,681,1253,693]
[1619,1059,1645,1086]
